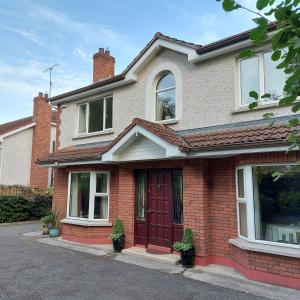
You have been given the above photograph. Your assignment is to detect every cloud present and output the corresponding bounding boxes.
[0,25,46,47]
[73,48,91,61]
[26,2,137,54]
[0,57,93,123]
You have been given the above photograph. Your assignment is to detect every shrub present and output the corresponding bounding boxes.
[30,195,52,219]
[173,227,193,252]
[110,218,124,240]
[0,195,52,223]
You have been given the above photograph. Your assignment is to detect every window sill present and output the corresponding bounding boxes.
[155,119,178,125]
[73,129,114,140]
[61,218,112,227]
[229,238,300,259]
[232,102,279,114]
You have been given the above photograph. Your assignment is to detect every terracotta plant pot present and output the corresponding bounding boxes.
[180,247,195,267]
[112,235,125,252]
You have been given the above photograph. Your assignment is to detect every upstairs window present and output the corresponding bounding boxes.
[239,51,287,106]
[78,96,113,134]
[156,72,176,121]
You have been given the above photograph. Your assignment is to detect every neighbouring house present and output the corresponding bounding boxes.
[0,93,56,188]
[37,25,300,289]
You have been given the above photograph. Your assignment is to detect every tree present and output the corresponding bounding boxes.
[218,0,300,178]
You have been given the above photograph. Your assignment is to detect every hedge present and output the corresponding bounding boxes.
[0,195,52,223]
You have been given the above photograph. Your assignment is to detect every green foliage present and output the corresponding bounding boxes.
[0,196,52,223]
[220,0,241,11]
[239,49,255,58]
[41,207,60,229]
[218,0,300,176]
[173,227,193,252]
[249,91,259,100]
[110,218,124,240]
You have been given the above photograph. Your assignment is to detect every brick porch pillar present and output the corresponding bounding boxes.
[52,168,68,224]
[118,166,135,247]
[183,159,210,262]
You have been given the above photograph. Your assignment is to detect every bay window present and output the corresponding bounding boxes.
[239,51,287,106]
[78,96,113,134]
[68,172,109,221]
[236,165,300,248]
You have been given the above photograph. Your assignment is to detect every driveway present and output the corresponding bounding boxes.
[0,223,275,299]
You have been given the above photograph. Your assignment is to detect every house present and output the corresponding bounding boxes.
[0,93,56,188]
[37,26,300,289]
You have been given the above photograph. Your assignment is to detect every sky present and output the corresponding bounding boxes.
[0,0,258,123]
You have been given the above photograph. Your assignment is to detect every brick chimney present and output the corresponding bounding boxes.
[93,47,115,83]
[30,92,52,188]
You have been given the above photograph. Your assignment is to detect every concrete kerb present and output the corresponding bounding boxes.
[0,220,41,227]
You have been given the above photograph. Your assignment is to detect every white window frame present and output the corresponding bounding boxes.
[78,96,113,134]
[155,72,177,123]
[237,50,285,107]
[67,171,110,222]
[236,164,300,249]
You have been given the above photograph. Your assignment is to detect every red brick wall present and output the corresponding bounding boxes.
[208,152,300,286]
[183,159,211,257]
[51,154,300,288]
[93,48,115,83]
[52,167,68,220]
[30,94,52,188]
[118,166,135,247]
[52,165,119,241]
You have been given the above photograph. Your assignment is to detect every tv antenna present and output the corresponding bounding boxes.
[43,63,59,98]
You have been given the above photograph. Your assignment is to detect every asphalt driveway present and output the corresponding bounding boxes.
[0,223,270,300]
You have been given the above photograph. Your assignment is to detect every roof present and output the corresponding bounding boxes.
[37,142,110,164]
[184,124,294,151]
[0,116,34,136]
[50,33,201,103]
[50,23,279,103]
[103,118,189,153]
[0,110,57,138]
[37,116,297,165]
[196,22,278,55]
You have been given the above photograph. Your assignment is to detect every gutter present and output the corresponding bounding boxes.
[191,28,277,64]
[51,77,136,105]
[39,143,292,167]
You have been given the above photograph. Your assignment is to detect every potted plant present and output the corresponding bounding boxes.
[110,218,125,252]
[173,227,195,268]
[41,213,53,234]
[42,208,60,238]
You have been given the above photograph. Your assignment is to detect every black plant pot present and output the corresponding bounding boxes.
[180,247,195,267]
[112,235,125,252]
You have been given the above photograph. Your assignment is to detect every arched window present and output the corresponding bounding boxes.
[156,72,176,121]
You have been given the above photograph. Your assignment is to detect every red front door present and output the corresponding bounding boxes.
[147,171,172,247]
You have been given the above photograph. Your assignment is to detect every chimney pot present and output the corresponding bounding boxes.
[99,47,104,53]
[38,92,43,97]
[44,93,48,99]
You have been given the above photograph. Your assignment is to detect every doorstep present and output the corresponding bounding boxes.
[122,247,179,264]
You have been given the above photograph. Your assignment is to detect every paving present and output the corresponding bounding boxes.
[0,222,298,300]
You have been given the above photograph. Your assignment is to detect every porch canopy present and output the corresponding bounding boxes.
[37,116,299,167]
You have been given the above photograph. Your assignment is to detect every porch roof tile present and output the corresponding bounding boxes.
[37,117,298,165]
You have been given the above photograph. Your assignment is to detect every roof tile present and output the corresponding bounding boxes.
[37,118,297,165]
[0,116,34,136]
